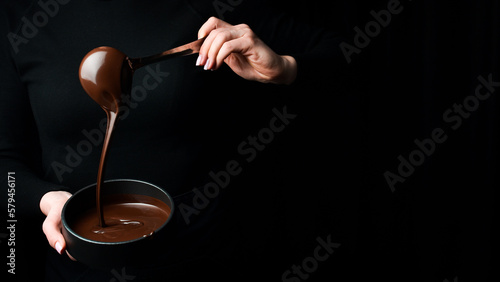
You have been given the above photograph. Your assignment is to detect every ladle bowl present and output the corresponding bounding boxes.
[79,47,127,112]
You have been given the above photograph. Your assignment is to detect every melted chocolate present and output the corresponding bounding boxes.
[80,47,127,228]
[71,194,171,242]
[78,48,171,242]
[77,40,199,241]
[78,47,171,242]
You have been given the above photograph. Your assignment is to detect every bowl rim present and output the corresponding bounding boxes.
[61,178,175,246]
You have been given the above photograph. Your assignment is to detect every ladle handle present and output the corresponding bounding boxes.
[128,37,206,70]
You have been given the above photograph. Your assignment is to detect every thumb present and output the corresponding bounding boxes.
[42,207,66,255]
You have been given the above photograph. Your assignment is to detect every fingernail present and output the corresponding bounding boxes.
[204,58,210,70]
[55,242,62,254]
[195,55,202,66]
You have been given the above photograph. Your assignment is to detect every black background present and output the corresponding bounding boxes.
[267,0,497,281]
[1,0,497,281]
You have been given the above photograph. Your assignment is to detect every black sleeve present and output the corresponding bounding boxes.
[0,8,66,222]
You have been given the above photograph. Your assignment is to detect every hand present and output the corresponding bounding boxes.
[196,17,297,85]
[40,191,75,260]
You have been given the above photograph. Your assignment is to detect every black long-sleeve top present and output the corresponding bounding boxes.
[1,0,342,280]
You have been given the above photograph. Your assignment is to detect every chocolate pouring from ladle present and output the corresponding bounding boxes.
[78,37,205,227]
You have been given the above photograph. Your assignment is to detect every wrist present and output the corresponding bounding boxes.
[273,55,297,85]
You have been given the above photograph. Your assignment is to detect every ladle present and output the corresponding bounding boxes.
[78,37,205,112]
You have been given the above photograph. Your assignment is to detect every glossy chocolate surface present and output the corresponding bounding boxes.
[70,194,171,243]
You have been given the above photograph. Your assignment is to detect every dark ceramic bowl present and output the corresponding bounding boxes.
[61,179,174,268]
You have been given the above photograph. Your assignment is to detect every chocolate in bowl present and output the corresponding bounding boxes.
[61,179,174,268]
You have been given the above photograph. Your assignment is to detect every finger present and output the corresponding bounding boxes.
[66,250,77,261]
[197,17,232,39]
[214,35,253,70]
[197,18,234,67]
[204,29,241,70]
[42,209,66,255]
[203,24,251,70]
